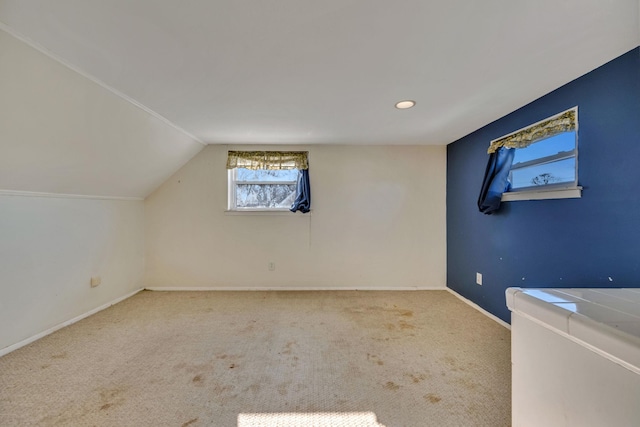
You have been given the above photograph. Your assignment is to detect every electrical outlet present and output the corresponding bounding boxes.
[268,262,275,271]
[90,276,101,288]
[476,273,483,286]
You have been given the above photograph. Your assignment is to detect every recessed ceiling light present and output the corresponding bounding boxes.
[395,100,416,109]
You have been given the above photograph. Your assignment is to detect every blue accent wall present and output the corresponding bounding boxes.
[447,47,640,323]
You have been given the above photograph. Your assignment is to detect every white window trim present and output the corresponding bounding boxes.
[502,186,582,202]
[227,169,297,212]
[224,209,311,216]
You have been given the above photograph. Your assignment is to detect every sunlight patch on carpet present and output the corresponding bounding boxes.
[238,412,386,427]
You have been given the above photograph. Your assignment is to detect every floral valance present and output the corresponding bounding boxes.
[487,108,577,154]
[226,151,309,170]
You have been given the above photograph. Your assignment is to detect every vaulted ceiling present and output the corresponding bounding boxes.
[2,0,639,146]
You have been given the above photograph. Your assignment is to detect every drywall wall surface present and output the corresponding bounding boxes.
[145,144,446,289]
[0,29,202,198]
[0,194,144,351]
[447,47,640,322]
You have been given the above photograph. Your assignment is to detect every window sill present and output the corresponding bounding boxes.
[224,209,312,216]
[502,186,582,202]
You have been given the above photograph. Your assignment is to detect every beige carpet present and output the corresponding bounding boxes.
[0,291,511,426]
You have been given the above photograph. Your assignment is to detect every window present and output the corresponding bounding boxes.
[508,130,577,192]
[484,107,581,205]
[228,168,298,210]
[226,151,311,212]
[479,108,580,213]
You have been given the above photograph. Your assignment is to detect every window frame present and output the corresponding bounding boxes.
[494,107,582,201]
[227,168,298,212]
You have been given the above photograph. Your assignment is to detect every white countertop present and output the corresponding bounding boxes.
[506,287,640,372]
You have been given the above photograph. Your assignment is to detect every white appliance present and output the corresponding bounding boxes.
[506,287,640,427]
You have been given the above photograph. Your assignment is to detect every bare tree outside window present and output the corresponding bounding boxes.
[530,173,559,186]
[233,168,298,209]
[236,184,296,208]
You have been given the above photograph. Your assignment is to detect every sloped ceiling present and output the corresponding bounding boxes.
[0,30,204,198]
[0,1,638,198]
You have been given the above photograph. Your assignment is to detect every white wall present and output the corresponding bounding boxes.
[0,194,144,352]
[145,144,446,289]
[0,29,200,352]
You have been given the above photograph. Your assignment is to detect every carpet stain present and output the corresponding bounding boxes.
[383,381,400,391]
[229,364,236,369]
[398,320,415,330]
[182,417,198,426]
[455,377,479,391]
[51,352,67,359]
[407,373,427,383]
[425,393,442,403]
[397,309,414,317]
[192,374,204,384]
[213,384,235,395]
[216,353,243,361]
[282,341,297,355]
[97,386,127,411]
[345,306,415,319]
[239,320,257,333]
[366,353,384,366]
[41,364,50,369]
[277,381,292,396]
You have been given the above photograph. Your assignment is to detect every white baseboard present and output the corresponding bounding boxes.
[0,288,143,357]
[145,286,449,292]
[446,288,511,330]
